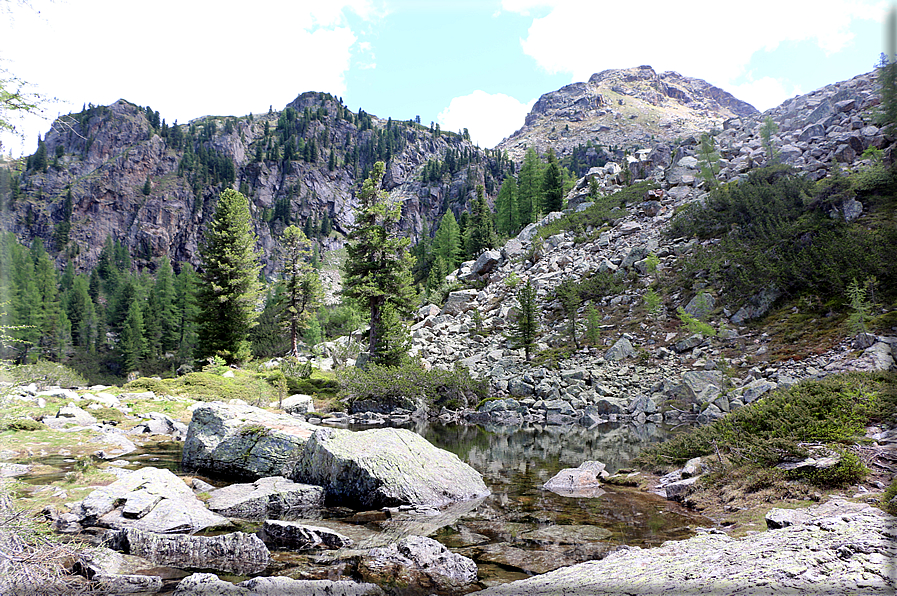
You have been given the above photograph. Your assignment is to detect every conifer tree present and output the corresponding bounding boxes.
[495,176,519,236]
[279,225,323,358]
[174,263,200,363]
[120,299,146,373]
[509,279,539,361]
[197,188,263,362]
[465,185,497,257]
[542,148,564,213]
[432,210,462,274]
[150,257,178,353]
[517,148,545,225]
[342,161,415,364]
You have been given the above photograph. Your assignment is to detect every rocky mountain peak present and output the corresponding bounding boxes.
[500,65,758,162]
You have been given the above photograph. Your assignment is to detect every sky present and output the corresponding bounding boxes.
[0,0,891,156]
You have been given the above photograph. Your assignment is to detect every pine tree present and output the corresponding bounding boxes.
[197,188,263,362]
[466,185,497,257]
[279,226,323,358]
[174,262,200,363]
[542,148,564,213]
[151,256,178,353]
[509,279,539,361]
[517,148,545,225]
[120,299,146,373]
[556,277,581,348]
[342,161,415,364]
[495,176,519,236]
[432,210,462,275]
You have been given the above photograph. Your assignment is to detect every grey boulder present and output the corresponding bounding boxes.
[206,476,324,518]
[358,535,478,595]
[293,427,489,508]
[174,574,385,596]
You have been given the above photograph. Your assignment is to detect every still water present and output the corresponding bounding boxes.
[23,420,709,585]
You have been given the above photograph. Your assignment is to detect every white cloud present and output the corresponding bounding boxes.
[502,0,886,99]
[0,0,376,154]
[727,77,803,112]
[437,91,535,148]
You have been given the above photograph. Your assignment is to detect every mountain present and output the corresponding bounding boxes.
[1,92,511,274]
[498,65,758,162]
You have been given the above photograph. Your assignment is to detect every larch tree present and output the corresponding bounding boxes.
[542,148,564,213]
[466,184,497,257]
[278,225,323,358]
[342,161,415,364]
[197,188,263,363]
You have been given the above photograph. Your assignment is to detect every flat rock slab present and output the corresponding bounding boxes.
[75,467,232,533]
[174,573,385,596]
[477,499,897,595]
[260,520,354,550]
[182,401,318,479]
[207,476,324,519]
[113,528,270,575]
[293,427,489,509]
[543,461,607,498]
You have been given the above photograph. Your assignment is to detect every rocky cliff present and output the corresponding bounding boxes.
[1,93,509,274]
[498,65,758,162]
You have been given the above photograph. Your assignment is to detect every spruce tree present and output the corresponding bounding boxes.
[174,263,200,363]
[120,300,146,373]
[197,188,263,362]
[279,225,323,358]
[466,185,497,257]
[342,161,415,364]
[517,148,545,225]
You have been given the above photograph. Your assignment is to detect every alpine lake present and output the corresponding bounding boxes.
[19,419,710,590]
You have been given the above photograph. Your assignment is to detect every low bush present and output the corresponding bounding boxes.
[338,360,488,412]
[881,478,897,515]
[0,418,45,432]
[0,361,87,389]
[636,371,895,488]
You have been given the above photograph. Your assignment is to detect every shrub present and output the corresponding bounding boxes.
[0,361,88,389]
[881,478,897,516]
[338,361,488,411]
[677,307,715,336]
[0,418,45,432]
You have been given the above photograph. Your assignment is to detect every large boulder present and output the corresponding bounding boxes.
[292,427,489,508]
[605,337,636,361]
[441,289,478,316]
[181,402,318,479]
[259,520,354,550]
[72,467,231,533]
[110,528,270,575]
[174,574,385,596]
[358,535,478,596]
[206,476,325,518]
[542,461,607,498]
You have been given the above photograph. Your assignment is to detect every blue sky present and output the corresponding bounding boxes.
[0,0,890,155]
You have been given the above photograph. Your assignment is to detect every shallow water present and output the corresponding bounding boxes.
[18,420,709,586]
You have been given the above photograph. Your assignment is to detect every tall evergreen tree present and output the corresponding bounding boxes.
[432,210,462,275]
[197,188,263,362]
[152,256,178,352]
[517,148,545,225]
[120,299,146,373]
[174,263,200,363]
[542,148,564,213]
[494,176,519,236]
[465,185,497,257]
[509,279,539,361]
[342,161,415,364]
[279,225,323,358]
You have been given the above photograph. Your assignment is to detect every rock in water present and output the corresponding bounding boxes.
[358,535,478,595]
[174,573,386,596]
[181,401,318,479]
[206,476,324,519]
[112,528,270,575]
[293,427,489,508]
[543,461,607,498]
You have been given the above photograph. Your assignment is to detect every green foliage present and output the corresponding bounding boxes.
[494,176,520,236]
[508,279,539,361]
[677,307,716,336]
[0,360,87,388]
[761,116,779,163]
[576,269,625,303]
[637,371,895,487]
[432,210,463,275]
[504,272,520,289]
[667,165,897,305]
[644,288,662,317]
[697,133,720,188]
[517,148,545,225]
[343,162,415,365]
[845,278,872,334]
[338,360,487,411]
[0,418,46,432]
[585,303,601,345]
[465,185,498,258]
[197,188,263,363]
[555,277,581,348]
[794,450,867,488]
[278,226,323,357]
[881,477,897,515]
[541,148,565,213]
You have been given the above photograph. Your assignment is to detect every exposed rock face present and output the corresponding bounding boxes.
[72,467,231,533]
[111,528,270,575]
[292,427,490,508]
[499,65,758,162]
[8,93,505,275]
[358,535,478,596]
[181,402,317,479]
[477,499,896,595]
[206,476,325,518]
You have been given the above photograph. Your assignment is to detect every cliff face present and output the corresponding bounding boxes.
[3,93,506,274]
[499,65,758,162]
